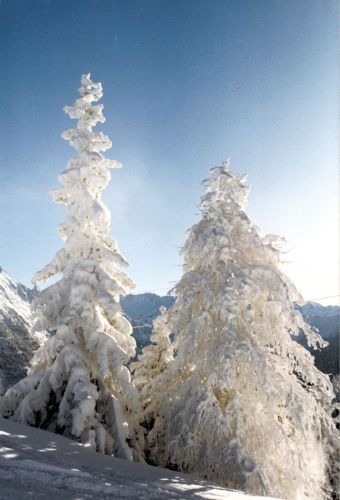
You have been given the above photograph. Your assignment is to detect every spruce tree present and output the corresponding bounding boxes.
[0,74,143,461]
[144,161,338,498]
[131,307,173,430]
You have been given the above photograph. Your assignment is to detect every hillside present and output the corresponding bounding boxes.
[297,302,339,377]
[0,269,43,393]
[0,417,275,499]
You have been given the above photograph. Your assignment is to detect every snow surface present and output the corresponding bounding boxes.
[0,417,277,499]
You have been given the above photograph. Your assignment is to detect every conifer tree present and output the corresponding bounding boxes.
[0,74,143,461]
[144,161,338,499]
[131,307,173,430]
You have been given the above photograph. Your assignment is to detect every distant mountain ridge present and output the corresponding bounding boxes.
[0,269,43,393]
[124,294,339,377]
[296,302,339,378]
[299,301,340,319]
[121,293,175,353]
[0,267,338,392]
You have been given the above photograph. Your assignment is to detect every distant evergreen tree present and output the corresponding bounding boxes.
[144,161,338,499]
[0,74,144,461]
[131,306,173,431]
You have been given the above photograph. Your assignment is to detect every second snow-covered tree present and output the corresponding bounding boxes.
[0,74,144,461]
[138,161,338,499]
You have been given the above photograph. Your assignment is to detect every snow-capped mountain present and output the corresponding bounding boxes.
[0,271,175,392]
[299,302,340,319]
[0,268,43,393]
[121,293,175,353]
[0,267,338,390]
[123,294,339,378]
[296,302,339,378]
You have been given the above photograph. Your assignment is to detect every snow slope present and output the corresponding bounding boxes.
[0,418,276,499]
[0,269,43,393]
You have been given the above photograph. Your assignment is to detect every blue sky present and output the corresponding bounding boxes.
[0,0,338,304]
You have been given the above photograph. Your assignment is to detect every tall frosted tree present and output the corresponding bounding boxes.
[0,74,143,461]
[143,161,338,499]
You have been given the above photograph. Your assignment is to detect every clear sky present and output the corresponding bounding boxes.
[0,0,339,304]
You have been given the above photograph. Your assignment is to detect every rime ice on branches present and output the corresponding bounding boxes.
[140,160,338,499]
[0,74,144,461]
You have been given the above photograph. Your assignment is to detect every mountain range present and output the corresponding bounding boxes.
[0,268,43,393]
[0,268,338,394]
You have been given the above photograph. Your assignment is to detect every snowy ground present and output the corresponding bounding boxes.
[0,418,277,500]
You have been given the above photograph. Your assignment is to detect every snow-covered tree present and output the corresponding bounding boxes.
[144,161,338,499]
[131,307,173,430]
[0,74,144,461]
